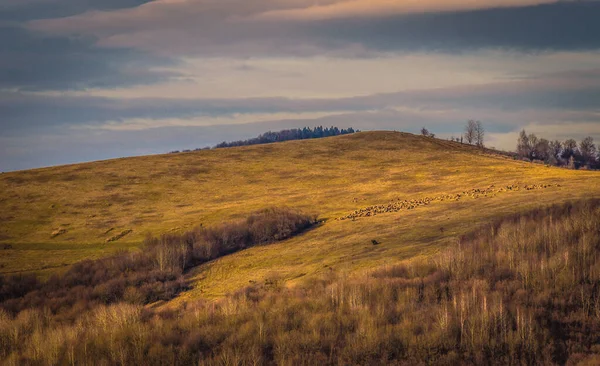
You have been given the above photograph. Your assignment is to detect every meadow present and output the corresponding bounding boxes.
[2,199,600,365]
[2,131,600,364]
[2,131,599,299]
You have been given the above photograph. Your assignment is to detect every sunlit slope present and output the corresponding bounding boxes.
[1,131,599,279]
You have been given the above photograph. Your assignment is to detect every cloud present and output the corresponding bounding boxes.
[0,0,175,91]
[0,24,177,91]
[79,111,351,131]
[68,51,599,100]
[28,1,600,57]
[306,2,600,54]
[255,0,555,21]
[0,0,154,21]
[2,67,599,135]
[4,0,600,171]
[28,0,557,34]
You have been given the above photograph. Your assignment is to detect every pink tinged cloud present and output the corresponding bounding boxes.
[256,0,557,21]
[27,0,331,35]
[28,0,556,36]
[25,0,561,57]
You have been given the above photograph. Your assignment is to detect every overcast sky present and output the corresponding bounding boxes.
[1,0,600,171]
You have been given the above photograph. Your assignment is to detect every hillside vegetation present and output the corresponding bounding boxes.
[2,200,600,365]
[1,131,600,298]
[0,208,315,320]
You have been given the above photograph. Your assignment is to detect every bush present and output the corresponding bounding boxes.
[4,201,600,364]
[0,207,316,317]
[145,207,317,273]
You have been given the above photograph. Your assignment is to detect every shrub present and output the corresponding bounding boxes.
[0,207,316,317]
[3,201,600,364]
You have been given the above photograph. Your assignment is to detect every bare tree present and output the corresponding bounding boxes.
[562,139,578,161]
[548,140,562,165]
[517,129,530,159]
[534,138,550,161]
[420,127,435,138]
[549,140,562,163]
[579,136,597,167]
[528,133,539,154]
[475,121,485,147]
[464,120,477,144]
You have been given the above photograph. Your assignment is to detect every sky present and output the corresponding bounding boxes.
[1,0,600,171]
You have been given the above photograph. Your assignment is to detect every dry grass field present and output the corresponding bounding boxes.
[1,131,599,299]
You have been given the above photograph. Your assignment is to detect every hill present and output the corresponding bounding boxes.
[1,131,599,298]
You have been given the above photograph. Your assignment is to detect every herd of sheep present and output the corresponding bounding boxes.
[338,183,561,221]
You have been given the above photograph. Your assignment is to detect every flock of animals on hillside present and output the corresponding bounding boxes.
[338,183,562,221]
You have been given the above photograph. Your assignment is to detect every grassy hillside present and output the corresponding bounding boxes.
[4,200,600,365]
[1,131,599,298]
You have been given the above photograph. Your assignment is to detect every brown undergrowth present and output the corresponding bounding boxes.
[0,208,316,321]
[2,200,600,364]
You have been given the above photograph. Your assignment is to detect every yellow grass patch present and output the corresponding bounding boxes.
[1,131,599,297]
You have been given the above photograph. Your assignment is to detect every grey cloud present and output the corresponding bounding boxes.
[0,24,177,90]
[0,92,371,134]
[2,68,599,134]
[309,2,600,53]
[6,0,599,93]
[0,0,175,91]
[0,0,154,21]
[3,0,600,172]
[12,1,597,95]
[29,1,600,57]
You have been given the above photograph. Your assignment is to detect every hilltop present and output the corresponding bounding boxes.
[1,131,599,297]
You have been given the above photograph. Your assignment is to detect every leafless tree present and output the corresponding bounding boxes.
[579,136,597,167]
[534,138,551,161]
[549,140,562,163]
[475,121,485,147]
[464,120,477,144]
[517,129,531,158]
[420,127,435,138]
[529,134,539,149]
[562,139,578,160]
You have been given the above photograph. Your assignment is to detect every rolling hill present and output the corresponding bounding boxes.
[1,131,599,299]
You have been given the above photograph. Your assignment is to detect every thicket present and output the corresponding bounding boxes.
[517,130,598,169]
[2,201,600,364]
[169,126,357,153]
[214,126,357,149]
[425,122,598,169]
[0,208,316,320]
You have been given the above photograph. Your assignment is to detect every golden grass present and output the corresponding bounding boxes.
[1,131,599,297]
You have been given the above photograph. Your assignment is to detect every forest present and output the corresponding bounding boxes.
[214,126,357,149]
[431,121,598,169]
[169,126,358,153]
[515,130,598,169]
